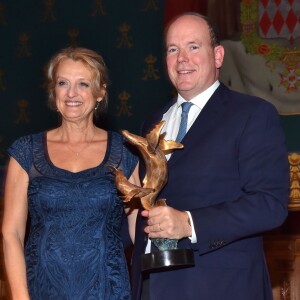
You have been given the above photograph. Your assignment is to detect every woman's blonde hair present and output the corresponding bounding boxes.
[46,47,109,115]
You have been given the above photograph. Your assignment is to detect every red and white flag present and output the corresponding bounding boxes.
[259,0,300,44]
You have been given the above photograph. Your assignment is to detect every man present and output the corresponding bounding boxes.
[131,13,290,300]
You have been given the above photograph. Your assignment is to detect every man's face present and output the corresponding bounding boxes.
[165,15,224,100]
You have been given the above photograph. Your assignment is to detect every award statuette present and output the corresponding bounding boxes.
[110,121,194,271]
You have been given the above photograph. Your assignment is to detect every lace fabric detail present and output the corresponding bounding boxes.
[8,131,137,300]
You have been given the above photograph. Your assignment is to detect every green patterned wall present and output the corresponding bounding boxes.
[0,0,172,172]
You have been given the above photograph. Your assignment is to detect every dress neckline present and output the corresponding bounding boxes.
[42,130,112,175]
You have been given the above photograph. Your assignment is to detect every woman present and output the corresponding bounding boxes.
[2,47,139,299]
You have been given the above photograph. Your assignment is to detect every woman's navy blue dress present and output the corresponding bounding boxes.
[8,131,137,300]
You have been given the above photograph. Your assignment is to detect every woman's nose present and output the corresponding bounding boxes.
[67,84,78,97]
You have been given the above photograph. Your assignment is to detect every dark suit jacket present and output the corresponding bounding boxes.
[131,83,290,300]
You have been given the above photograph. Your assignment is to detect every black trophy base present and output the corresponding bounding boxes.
[141,249,194,272]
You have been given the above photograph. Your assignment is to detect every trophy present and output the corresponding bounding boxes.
[110,121,194,271]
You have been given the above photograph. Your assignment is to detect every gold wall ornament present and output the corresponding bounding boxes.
[68,28,80,47]
[142,0,159,11]
[91,0,106,16]
[0,3,8,25]
[17,33,31,57]
[116,90,133,117]
[288,152,300,211]
[15,99,30,124]
[0,69,6,91]
[117,23,133,48]
[142,54,160,80]
[41,0,56,22]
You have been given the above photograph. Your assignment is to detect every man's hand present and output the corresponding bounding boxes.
[142,206,192,239]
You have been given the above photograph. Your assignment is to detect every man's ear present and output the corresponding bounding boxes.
[214,45,225,69]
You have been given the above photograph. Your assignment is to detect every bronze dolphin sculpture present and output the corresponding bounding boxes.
[111,120,183,210]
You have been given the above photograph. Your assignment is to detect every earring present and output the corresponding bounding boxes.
[94,99,101,110]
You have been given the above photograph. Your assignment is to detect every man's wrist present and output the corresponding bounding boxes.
[185,211,197,243]
[183,211,192,237]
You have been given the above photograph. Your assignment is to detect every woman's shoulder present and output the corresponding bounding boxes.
[108,130,127,146]
[9,132,44,149]
[108,130,122,138]
[7,132,44,173]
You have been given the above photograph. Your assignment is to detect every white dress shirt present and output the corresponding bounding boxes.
[145,81,220,252]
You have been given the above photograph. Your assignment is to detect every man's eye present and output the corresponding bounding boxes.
[190,45,199,50]
[167,48,177,54]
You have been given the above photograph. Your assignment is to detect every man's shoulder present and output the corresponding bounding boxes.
[218,82,277,112]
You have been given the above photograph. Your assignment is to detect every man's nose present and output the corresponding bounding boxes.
[178,49,188,63]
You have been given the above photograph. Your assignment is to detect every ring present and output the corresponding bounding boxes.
[158,223,162,231]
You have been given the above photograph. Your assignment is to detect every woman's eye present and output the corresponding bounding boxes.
[79,82,89,87]
[57,81,66,86]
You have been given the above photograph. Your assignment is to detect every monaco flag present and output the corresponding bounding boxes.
[259,0,300,44]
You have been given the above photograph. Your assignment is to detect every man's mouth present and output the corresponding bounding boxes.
[178,70,193,74]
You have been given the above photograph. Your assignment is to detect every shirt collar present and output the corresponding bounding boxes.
[176,80,220,109]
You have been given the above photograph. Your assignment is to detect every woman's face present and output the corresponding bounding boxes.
[54,59,100,123]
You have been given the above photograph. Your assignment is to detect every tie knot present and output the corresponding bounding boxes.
[181,102,193,114]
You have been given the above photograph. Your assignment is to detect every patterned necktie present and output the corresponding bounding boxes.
[176,102,193,142]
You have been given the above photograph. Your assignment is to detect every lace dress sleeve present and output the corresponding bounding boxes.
[7,135,33,174]
[120,137,139,179]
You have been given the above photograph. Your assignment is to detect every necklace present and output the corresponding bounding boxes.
[64,129,96,157]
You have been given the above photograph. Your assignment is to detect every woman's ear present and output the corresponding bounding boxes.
[99,84,107,99]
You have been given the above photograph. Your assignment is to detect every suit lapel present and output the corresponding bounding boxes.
[141,84,229,168]
[168,84,228,167]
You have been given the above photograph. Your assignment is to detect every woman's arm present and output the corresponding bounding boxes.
[125,163,140,243]
[2,157,30,299]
